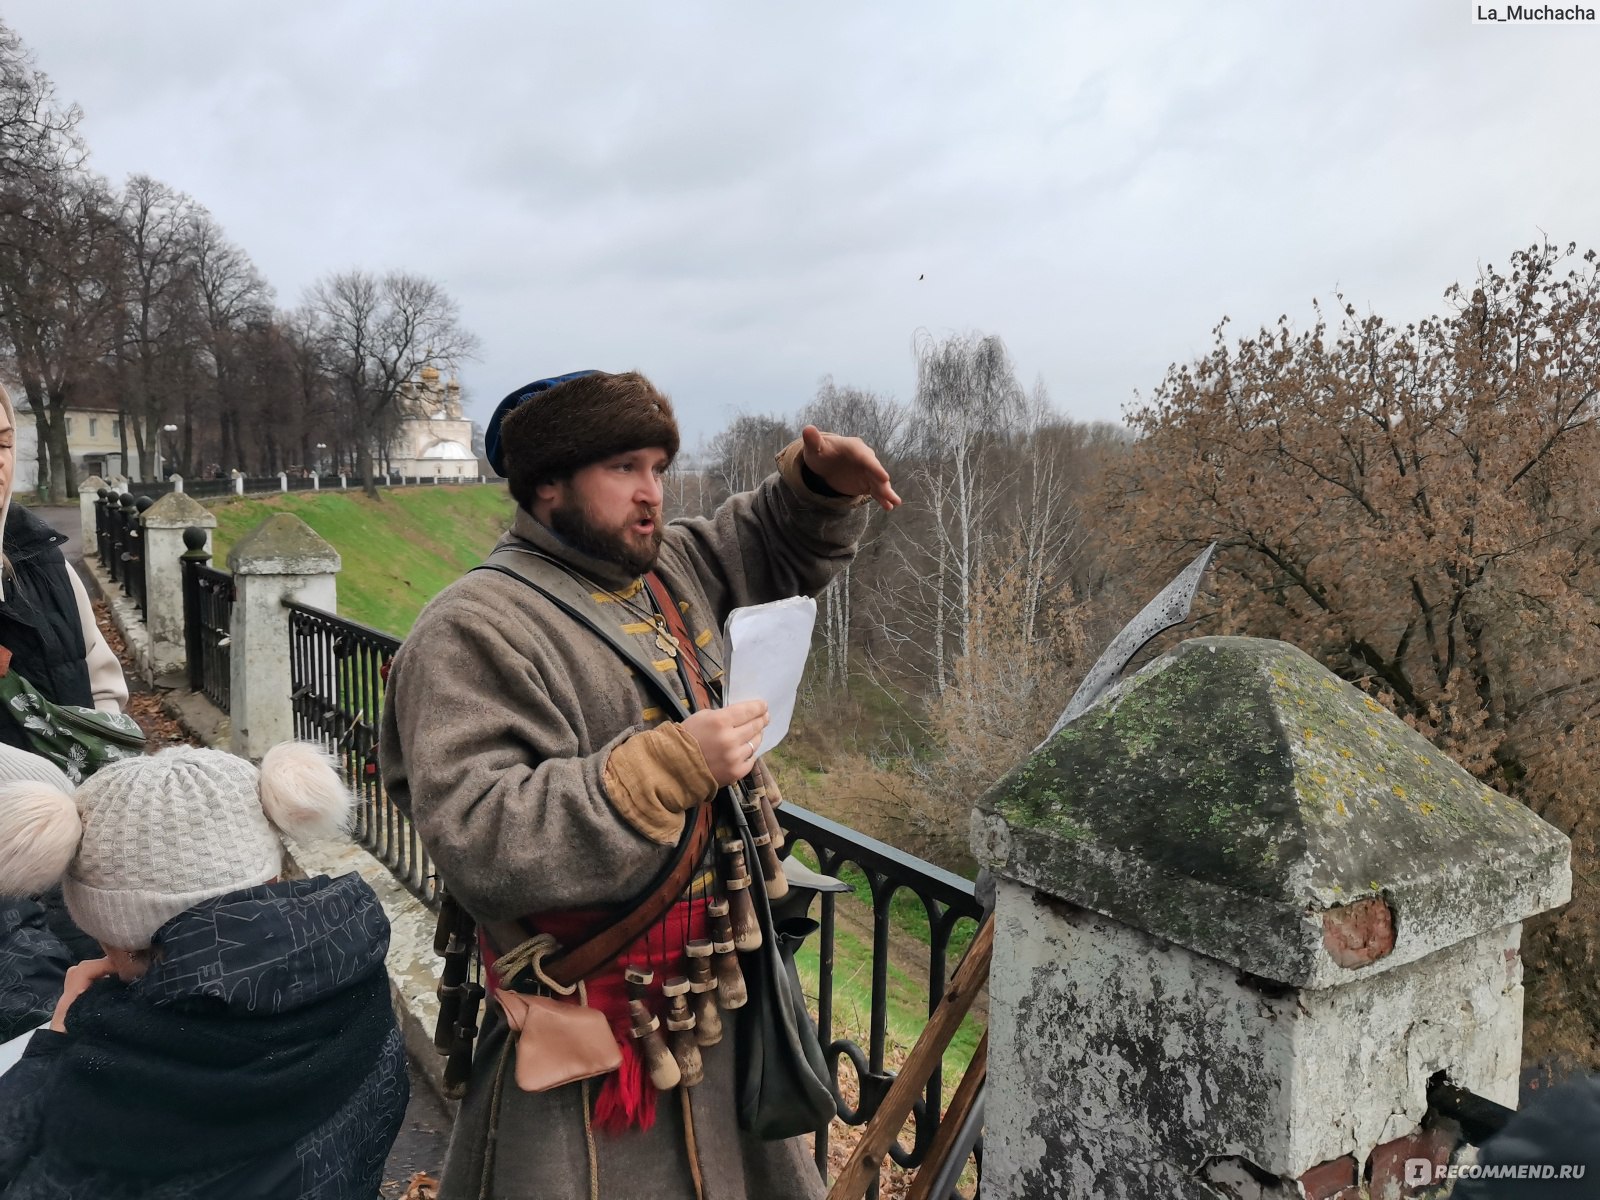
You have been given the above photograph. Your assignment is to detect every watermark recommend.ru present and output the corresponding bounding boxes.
[1407,1158,1588,1186]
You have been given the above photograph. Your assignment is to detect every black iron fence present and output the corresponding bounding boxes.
[180,533,234,711]
[282,602,440,905]
[778,805,984,1195]
[95,492,154,621]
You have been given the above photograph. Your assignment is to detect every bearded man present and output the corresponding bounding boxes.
[379,370,898,1200]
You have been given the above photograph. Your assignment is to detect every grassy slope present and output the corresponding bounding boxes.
[205,484,516,635]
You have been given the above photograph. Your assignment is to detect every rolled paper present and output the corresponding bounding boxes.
[713,941,748,1009]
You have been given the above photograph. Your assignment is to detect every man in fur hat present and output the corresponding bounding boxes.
[380,370,897,1200]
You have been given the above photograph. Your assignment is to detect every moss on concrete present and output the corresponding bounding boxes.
[989,638,1550,904]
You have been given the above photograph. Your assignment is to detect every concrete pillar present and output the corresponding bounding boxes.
[278,471,289,493]
[77,475,107,547]
[171,473,184,494]
[140,492,216,680]
[972,636,1572,1200]
[340,475,347,490]
[312,473,319,491]
[226,514,339,759]
[232,471,244,496]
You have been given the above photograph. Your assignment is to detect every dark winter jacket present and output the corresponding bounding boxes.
[0,872,408,1200]
[0,898,69,1044]
[1452,1073,1600,1199]
[0,504,93,731]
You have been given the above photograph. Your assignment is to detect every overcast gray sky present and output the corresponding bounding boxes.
[7,2,1595,446]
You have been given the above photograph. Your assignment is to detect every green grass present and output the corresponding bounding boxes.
[793,909,984,1098]
[204,484,516,635]
[786,845,985,1100]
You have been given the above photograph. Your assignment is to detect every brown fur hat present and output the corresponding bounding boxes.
[495,371,680,511]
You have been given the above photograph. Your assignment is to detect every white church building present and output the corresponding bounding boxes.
[386,366,478,480]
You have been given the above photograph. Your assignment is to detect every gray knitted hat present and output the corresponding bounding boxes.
[0,743,353,950]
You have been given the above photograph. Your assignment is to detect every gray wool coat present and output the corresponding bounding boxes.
[379,444,869,1200]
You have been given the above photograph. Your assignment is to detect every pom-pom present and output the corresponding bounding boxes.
[0,782,82,896]
[258,742,352,841]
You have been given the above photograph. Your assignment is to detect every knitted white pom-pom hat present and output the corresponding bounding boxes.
[0,742,352,950]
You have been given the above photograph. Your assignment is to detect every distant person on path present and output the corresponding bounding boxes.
[0,743,409,1200]
[381,370,899,1200]
[0,383,130,965]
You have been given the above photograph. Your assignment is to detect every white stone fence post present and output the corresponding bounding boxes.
[77,474,107,546]
[227,515,339,759]
[140,492,217,683]
[971,635,1572,1200]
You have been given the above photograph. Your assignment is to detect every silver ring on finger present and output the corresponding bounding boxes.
[747,738,758,758]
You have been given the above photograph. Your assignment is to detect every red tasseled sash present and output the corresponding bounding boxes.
[481,896,711,1133]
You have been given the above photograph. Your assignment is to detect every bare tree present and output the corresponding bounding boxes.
[708,413,795,500]
[116,175,205,480]
[188,208,271,475]
[0,19,102,499]
[0,168,123,501]
[800,378,905,689]
[886,332,1025,692]
[308,270,479,497]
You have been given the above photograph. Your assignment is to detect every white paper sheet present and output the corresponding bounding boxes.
[722,595,817,755]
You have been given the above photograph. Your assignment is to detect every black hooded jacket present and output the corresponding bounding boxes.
[0,899,69,1044]
[0,504,92,735]
[0,872,408,1200]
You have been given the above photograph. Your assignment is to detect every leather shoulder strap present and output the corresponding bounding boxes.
[475,546,689,720]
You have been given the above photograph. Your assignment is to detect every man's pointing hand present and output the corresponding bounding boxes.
[800,425,902,512]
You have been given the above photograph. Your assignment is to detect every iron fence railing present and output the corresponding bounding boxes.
[776,804,984,1197]
[180,538,234,711]
[282,602,440,905]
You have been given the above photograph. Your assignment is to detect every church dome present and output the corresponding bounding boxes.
[419,365,441,382]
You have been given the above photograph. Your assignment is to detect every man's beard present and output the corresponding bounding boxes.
[550,498,664,575]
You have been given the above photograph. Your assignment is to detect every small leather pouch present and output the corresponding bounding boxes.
[496,989,621,1092]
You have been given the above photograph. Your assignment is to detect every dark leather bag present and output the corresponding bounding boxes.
[730,796,838,1139]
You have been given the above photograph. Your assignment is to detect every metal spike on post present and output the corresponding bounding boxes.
[837,542,1221,1200]
[1038,541,1218,748]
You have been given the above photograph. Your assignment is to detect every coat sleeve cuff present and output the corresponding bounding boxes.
[602,723,718,845]
[775,440,872,512]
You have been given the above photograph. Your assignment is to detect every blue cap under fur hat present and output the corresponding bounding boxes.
[484,371,598,476]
